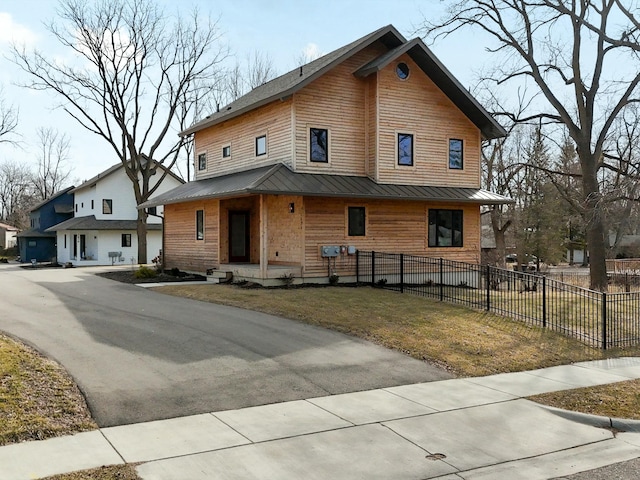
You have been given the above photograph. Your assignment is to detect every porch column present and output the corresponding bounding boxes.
[260,194,268,279]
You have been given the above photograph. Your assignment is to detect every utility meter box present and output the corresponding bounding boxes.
[321,245,341,257]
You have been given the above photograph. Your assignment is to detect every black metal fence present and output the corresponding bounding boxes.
[356,251,640,350]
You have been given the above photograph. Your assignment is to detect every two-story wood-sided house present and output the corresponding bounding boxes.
[49,162,183,266]
[17,186,75,263]
[141,25,512,284]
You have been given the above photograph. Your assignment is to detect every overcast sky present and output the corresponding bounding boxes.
[0,0,491,183]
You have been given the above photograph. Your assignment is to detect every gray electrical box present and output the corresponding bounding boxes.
[321,245,341,257]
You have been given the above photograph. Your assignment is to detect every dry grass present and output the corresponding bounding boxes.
[154,284,623,377]
[529,379,640,420]
[41,464,140,480]
[0,333,97,446]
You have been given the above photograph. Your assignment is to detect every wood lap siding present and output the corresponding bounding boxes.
[266,195,304,265]
[377,54,480,188]
[303,197,481,277]
[294,43,387,175]
[164,201,219,273]
[194,100,293,179]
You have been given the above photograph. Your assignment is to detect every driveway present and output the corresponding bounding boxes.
[0,264,451,427]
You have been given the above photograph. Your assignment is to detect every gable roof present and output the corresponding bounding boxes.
[29,186,75,213]
[181,25,505,140]
[139,164,513,209]
[45,215,162,232]
[0,222,19,231]
[73,159,184,193]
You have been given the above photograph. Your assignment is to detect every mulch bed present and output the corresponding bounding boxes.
[97,270,206,284]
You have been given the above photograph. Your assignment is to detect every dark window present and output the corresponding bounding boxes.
[147,206,157,216]
[196,210,204,240]
[91,200,94,210]
[121,234,132,247]
[310,128,328,163]
[64,234,67,249]
[75,204,78,213]
[198,153,206,171]
[348,207,366,236]
[256,135,267,156]
[429,209,463,247]
[103,199,113,214]
[449,139,463,169]
[396,62,410,80]
[398,133,413,166]
[222,146,231,158]
[28,240,36,247]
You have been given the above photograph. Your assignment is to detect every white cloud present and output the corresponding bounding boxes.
[0,12,37,46]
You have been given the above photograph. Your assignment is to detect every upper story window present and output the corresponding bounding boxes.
[198,153,207,171]
[449,139,463,169]
[310,128,328,163]
[397,133,414,166]
[147,206,157,216]
[196,210,204,240]
[429,209,463,247]
[348,206,366,237]
[396,62,410,80]
[256,135,267,156]
[103,199,113,215]
[222,145,231,158]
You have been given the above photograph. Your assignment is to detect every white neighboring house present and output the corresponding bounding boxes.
[48,162,184,266]
[0,222,18,250]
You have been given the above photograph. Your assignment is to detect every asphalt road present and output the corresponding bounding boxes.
[0,264,451,427]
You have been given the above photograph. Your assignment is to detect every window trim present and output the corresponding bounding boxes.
[222,145,231,159]
[197,152,207,171]
[255,134,267,157]
[309,127,330,163]
[196,209,204,241]
[121,233,132,248]
[102,199,113,215]
[449,138,464,170]
[428,209,464,248]
[396,62,410,80]
[347,206,366,237]
[396,132,415,167]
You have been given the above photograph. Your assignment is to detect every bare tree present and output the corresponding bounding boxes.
[422,1,640,290]
[245,50,276,90]
[0,160,34,229]
[33,127,72,200]
[12,0,228,263]
[0,87,19,145]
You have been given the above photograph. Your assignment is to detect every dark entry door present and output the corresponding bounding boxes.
[229,211,250,263]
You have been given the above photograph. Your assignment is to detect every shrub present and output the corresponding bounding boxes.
[134,265,158,279]
[279,273,295,287]
[329,273,340,285]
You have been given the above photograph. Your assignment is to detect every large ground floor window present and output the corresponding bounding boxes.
[429,209,463,247]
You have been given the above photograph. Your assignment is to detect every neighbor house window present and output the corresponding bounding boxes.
[397,133,413,166]
[64,235,67,249]
[310,128,328,163]
[348,207,366,236]
[429,209,463,247]
[198,153,207,171]
[147,206,157,216]
[102,199,113,214]
[196,210,204,240]
[222,145,231,158]
[75,204,78,213]
[256,135,267,156]
[121,234,132,247]
[91,200,94,210]
[449,139,463,169]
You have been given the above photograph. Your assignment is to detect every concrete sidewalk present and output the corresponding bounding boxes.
[2,358,640,480]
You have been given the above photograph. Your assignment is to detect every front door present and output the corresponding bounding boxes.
[229,211,250,263]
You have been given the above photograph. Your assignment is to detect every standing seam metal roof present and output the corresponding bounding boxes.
[138,164,514,208]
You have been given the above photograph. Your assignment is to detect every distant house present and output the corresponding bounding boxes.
[141,25,511,284]
[17,187,75,262]
[0,222,18,250]
[47,161,184,266]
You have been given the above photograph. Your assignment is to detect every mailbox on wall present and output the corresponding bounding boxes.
[321,245,341,257]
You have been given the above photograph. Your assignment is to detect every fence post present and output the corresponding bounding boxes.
[439,258,444,301]
[356,250,359,284]
[542,276,547,328]
[602,292,607,350]
[486,265,491,311]
[371,251,376,287]
[400,253,404,294]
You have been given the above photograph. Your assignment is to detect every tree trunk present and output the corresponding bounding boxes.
[137,209,148,264]
[582,164,608,291]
